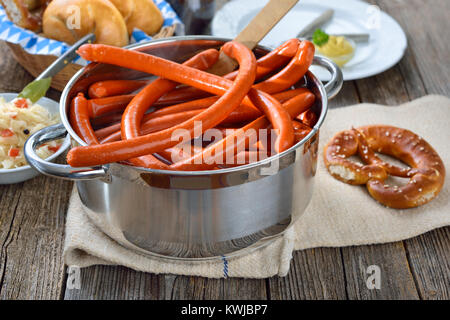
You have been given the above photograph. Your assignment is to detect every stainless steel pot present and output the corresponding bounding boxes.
[24,36,342,260]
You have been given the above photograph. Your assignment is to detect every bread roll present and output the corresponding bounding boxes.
[109,0,164,35]
[43,0,129,47]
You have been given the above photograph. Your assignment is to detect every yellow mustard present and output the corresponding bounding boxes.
[316,36,355,67]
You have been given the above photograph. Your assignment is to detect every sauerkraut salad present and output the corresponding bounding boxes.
[0,97,61,169]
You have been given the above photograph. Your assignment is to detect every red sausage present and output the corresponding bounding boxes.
[68,41,257,167]
[153,39,301,106]
[87,94,135,118]
[146,88,311,120]
[121,48,220,168]
[69,93,99,145]
[97,105,263,143]
[253,41,315,94]
[292,121,312,143]
[78,44,293,149]
[224,38,300,81]
[100,110,200,144]
[299,109,318,127]
[88,80,148,99]
[170,90,315,170]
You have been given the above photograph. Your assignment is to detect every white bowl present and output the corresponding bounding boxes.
[0,93,70,184]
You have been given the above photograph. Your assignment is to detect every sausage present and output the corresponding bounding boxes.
[100,110,200,143]
[253,41,315,94]
[87,94,135,118]
[156,86,212,107]
[220,151,272,168]
[273,88,311,103]
[147,96,219,118]
[121,48,220,168]
[146,88,310,120]
[299,109,318,127]
[68,41,257,167]
[96,123,121,141]
[157,144,204,164]
[292,120,313,143]
[170,117,269,171]
[97,105,263,143]
[88,80,148,99]
[169,90,315,170]
[90,111,123,128]
[281,90,316,118]
[78,44,293,151]
[224,38,300,81]
[219,105,262,126]
[154,39,301,106]
[69,93,99,145]
[145,97,259,125]
[246,88,294,152]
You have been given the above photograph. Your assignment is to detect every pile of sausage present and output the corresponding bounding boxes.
[67,39,317,171]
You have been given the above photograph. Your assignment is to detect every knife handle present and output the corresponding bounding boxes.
[209,0,299,75]
[235,0,299,49]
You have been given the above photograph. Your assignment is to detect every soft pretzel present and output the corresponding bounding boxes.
[108,0,163,35]
[0,0,49,31]
[43,0,129,46]
[324,125,445,209]
[24,0,48,10]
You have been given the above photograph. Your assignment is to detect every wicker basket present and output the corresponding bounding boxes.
[6,25,176,92]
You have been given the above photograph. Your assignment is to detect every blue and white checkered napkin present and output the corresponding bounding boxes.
[0,0,184,66]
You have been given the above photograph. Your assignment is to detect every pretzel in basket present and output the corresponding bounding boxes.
[0,0,49,31]
[324,125,445,209]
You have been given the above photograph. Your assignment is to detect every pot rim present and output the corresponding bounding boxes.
[60,35,330,176]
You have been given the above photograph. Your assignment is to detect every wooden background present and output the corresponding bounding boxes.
[0,0,448,299]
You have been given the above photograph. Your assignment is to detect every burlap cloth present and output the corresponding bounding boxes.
[64,95,450,278]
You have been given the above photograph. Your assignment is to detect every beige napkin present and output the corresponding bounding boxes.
[64,95,450,278]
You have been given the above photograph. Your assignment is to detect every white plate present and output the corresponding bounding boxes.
[0,93,70,184]
[212,0,407,81]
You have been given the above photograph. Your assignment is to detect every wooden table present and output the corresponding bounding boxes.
[0,0,448,300]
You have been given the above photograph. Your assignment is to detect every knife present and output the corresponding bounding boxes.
[306,33,370,42]
[18,33,96,103]
[296,9,334,38]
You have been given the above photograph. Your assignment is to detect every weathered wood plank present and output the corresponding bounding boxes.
[404,228,450,300]
[64,0,449,301]
[0,43,33,93]
[323,3,420,298]
[64,266,165,300]
[222,278,267,300]
[328,81,360,109]
[341,242,419,300]
[168,276,224,300]
[0,42,71,300]
[1,0,448,301]
[336,0,450,300]
[354,67,411,105]
[359,0,450,300]
[375,0,450,96]
[0,175,72,299]
[268,248,347,300]
[167,276,268,300]
[0,42,61,100]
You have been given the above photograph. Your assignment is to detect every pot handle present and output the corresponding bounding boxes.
[312,56,343,100]
[24,123,109,181]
